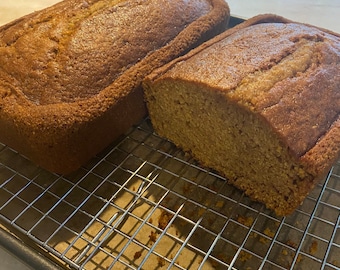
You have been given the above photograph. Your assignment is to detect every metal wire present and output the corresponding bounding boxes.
[0,117,339,270]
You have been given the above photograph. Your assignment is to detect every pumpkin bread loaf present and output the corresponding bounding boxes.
[144,14,340,216]
[0,0,230,174]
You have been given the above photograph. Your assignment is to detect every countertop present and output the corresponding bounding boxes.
[1,0,340,33]
[227,0,340,33]
[0,1,339,269]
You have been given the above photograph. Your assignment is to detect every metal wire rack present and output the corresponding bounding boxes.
[0,116,339,270]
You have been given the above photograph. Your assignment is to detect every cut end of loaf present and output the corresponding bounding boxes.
[144,79,316,216]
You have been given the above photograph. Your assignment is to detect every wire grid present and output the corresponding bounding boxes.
[0,117,339,270]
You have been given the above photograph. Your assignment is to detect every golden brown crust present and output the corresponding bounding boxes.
[0,0,230,174]
[301,118,340,177]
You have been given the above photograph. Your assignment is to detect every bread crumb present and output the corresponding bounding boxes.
[239,250,252,262]
[259,227,275,244]
[259,236,269,244]
[296,254,303,263]
[237,215,254,227]
[158,210,173,230]
[149,231,157,243]
[134,250,142,260]
[157,257,166,267]
[263,227,275,238]
[308,240,318,255]
[215,200,224,208]
[286,240,297,249]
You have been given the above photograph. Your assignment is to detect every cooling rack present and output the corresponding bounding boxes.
[0,116,339,270]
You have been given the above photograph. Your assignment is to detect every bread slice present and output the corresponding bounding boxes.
[0,0,230,174]
[144,14,340,216]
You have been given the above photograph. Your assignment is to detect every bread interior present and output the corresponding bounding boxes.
[145,79,313,215]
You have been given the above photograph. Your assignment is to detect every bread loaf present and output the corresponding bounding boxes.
[0,0,230,174]
[144,14,340,216]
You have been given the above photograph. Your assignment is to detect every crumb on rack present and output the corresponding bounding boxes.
[308,240,318,255]
[149,230,158,243]
[286,240,298,249]
[134,250,142,260]
[158,210,173,230]
[157,257,166,267]
[259,227,275,244]
[239,250,252,262]
[296,254,303,263]
[237,215,254,227]
[263,227,275,238]
[281,248,289,256]
[259,236,269,244]
[215,200,224,208]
